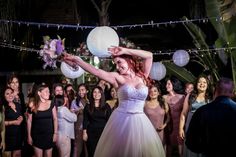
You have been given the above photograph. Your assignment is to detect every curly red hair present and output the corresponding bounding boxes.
[113,54,154,87]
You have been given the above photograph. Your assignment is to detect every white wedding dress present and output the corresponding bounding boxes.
[94,84,165,157]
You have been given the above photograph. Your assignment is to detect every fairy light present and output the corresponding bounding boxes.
[1,41,235,57]
[0,42,38,52]
[0,16,222,30]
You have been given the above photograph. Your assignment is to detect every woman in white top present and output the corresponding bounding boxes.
[70,83,89,157]
[55,95,77,157]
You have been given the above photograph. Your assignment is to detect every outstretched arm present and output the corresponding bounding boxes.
[62,53,119,87]
[108,46,153,77]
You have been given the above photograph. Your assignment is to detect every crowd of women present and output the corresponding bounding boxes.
[1,42,227,157]
[0,73,119,157]
[0,70,214,157]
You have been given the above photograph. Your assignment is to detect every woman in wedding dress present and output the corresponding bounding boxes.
[62,46,165,157]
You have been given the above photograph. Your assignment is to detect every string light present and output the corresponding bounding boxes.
[0,19,95,30]
[0,16,221,30]
[0,42,38,52]
[0,17,229,55]
[1,41,235,56]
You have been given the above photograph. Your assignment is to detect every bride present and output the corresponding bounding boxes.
[62,46,165,157]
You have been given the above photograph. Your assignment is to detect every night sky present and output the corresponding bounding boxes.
[0,0,218,76]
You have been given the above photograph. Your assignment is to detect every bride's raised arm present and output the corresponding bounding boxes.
[108,46,153,78]
[62,53,119,86]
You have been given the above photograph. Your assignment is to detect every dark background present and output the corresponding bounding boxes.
[0,0,219,84]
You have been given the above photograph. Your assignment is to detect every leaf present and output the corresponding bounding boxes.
[204,0,230,42]
[62,38,66,45]
[230,49,236,81]
[181,16,208,49]
[43,36,50,43]
[57,35,61,40]
[163,62,196,83]
[181,16,219,80]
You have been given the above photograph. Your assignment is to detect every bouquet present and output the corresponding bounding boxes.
[39,35,65,69]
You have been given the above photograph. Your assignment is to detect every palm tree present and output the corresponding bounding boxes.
[185,0,236,88]
[205,0,236,88]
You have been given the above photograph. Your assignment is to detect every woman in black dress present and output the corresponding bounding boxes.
[7,74,28,156]
[27,84,58,157]
[2,87,23,157]
[83,86,112,157]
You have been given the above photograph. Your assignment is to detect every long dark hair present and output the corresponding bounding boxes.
[7,74,20,88]
[75,83,89,107]
[54,95,64,107]
[107,86,119,109]
[189,74,211,103]
[166,76,184,94]
[7,74,25,106]
[52,83,64,97]
[32,84,49,113]
[1,87,14,109]
[147,84,166,110]
[88,86,106,114]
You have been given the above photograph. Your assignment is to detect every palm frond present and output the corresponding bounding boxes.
[163,62,196,83]
[205,0,236,86]
[181,16,220,81]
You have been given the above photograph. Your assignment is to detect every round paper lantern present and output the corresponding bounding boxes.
[172,50,190,67]
[86,26,119,57]
[60,60,85,79]
[149,62,166,81]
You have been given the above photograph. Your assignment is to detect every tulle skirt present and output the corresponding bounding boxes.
[94,109,166,157]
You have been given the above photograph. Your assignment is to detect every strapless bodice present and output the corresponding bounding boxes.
[116,84,148,114]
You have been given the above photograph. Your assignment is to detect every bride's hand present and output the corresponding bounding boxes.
[108,46,128,56]
[61,53,79,68]
[62,52,75,61]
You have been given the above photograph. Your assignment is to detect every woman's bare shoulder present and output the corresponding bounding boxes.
[110,72,126,87]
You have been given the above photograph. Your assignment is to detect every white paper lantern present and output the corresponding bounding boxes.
[172,50,190,67]
[60,60,85,79]
[86,26,119,57]
[149,62,166,81]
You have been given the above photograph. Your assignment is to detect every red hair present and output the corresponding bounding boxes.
[114,54,153,86]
